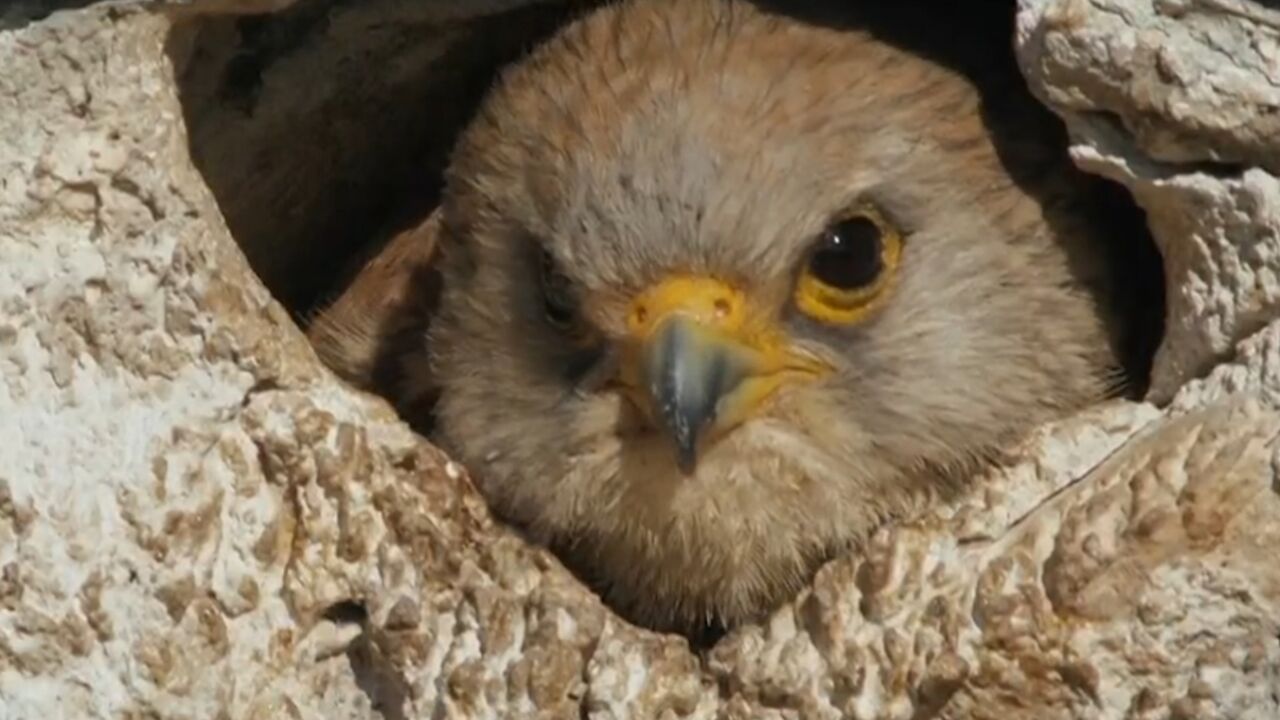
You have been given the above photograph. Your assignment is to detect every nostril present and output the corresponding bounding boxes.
[713,297,731,318]
[634,305,649,325]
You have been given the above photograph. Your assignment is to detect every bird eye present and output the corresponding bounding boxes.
[539,249,578,329]
[794,206,902,325]
[810,217,884,289]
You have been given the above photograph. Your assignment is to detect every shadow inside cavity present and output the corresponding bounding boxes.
[165,0,577,317]
[0,0,100,31]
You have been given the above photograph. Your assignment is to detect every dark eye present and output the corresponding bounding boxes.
[808,216,884,290]
[794,207,902,324]
[539,249,578,328]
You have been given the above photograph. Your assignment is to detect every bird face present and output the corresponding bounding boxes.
[427,0,1117,631]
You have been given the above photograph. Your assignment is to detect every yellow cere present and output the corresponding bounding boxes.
[794,207,903,325]
[618,275,832,424]
[626,275,748,338]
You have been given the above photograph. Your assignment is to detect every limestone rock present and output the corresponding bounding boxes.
[1016,0,1280,403]
[1,1,1278,719]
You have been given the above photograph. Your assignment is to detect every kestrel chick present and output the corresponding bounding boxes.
[332,0,1137,633]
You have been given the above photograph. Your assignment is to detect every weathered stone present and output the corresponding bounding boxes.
[1017,0,1280,403]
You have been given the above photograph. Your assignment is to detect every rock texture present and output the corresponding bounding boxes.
[1017,0,1280,403]
[1,1,1278,719]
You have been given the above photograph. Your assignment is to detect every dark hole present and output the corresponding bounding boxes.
[322,599,369,625]
[1086,176,1167,397]
[1,0,99,31]
[165,0,578,318]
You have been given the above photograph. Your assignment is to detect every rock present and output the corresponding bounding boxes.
[1,1,1277,719]
[1016,0,1280,403]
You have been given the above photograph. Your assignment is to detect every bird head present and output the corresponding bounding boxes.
[426,0,1117,630]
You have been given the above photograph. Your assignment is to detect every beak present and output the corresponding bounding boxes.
[618,276,830,474]
[642,314,753,473]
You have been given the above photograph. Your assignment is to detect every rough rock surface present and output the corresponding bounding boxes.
[1,1,1278,719]
[1016,0,1280,403]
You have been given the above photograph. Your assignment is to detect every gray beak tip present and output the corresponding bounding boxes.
[675,435,699,475]
[646,316,733,476]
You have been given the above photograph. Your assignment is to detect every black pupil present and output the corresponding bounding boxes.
[809,217,884,289]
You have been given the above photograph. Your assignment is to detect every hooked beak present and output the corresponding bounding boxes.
[618,276,830,474]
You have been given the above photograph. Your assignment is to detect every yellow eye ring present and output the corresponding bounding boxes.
[794,206,902,325]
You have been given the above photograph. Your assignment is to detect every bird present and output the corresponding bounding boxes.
[307,0,1154,636]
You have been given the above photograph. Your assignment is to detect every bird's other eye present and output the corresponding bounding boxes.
[794,206,903,325]
[539,248,579,329]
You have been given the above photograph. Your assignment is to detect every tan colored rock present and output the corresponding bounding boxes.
[1016,0,1280,403]
[1,1,1278,719]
